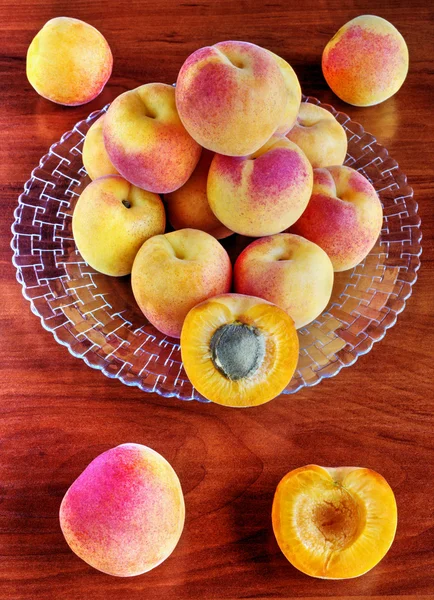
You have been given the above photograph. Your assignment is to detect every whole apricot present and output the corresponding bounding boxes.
[27,17,112,106]
[322,15,408,106]
[60,443,185,577]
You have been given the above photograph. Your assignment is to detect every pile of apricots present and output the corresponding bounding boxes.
[26,16,409,409]
[26,14,408,582]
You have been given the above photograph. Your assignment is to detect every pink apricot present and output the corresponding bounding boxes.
[207,136,313,237]
[322,15,409,107]
[291,166,383,272]
[59,443,185,577]
[234,233,334,329]
[176,41,287,156]
[104,83,201,194]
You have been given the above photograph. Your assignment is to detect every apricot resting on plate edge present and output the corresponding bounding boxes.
[180,293,299,407]
[272,464,397,579]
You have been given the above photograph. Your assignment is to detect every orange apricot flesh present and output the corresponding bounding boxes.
[272,465,397,579]
[180,294,299,407]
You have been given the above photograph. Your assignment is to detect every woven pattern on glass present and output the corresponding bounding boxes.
[11,97,422,402]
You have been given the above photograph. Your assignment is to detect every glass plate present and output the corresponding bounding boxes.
[11,96,422,402]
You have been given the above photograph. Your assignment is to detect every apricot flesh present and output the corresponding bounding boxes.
[272,465,397,579]
[180,293,299,407]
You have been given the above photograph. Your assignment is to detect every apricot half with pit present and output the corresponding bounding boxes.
[272,464,397,579]
[180,294,299,407]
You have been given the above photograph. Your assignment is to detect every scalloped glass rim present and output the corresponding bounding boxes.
[11,96,422,403]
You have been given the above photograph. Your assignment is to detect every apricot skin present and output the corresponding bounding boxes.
[104,83,201,194]
[322,15,409,107]
[176,41,288,156]
[165,150,233,240]
[59,443,185,577]
[286,103,347,168]
[27,17,112,106]
[207,136,313,237]
[291,166,383,272]
[131,229,232,338]
[82,115,119,180]
[234,234,334,329]
[266,50,301,135]
[72,175,165,277]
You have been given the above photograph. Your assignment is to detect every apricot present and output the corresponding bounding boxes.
[165,150,233,240]
[234,234,334,329]
[60,443,185,577]
[286,103,347,168]
[27,17,112,106]
[104,83,201,194]
[207,136,313,237]
[72,175,165,277]
[272,464,397,579]
[176,41,287,156]
[266,50,301,135]
[82,115,119,180]
[322,15,409,107]
[180,294,299,407]
[131,229,232,338]
[291,166,383,272]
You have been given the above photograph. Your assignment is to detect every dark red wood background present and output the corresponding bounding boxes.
[1,1,433,598]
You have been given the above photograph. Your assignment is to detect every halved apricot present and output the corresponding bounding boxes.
[180,293,299,407]
[272,465,397,579]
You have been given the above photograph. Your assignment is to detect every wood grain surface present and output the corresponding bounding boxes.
[1,1,433,598]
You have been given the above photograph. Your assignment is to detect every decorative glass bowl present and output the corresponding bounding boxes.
[11,97,422,402]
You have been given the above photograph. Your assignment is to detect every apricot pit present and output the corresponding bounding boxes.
[210,322,266,381]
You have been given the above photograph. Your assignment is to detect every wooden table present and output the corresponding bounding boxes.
[1,1,433,598]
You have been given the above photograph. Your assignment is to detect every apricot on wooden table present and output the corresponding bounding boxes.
[60,443,185,577]
[27,17,112,106]
[180,293,299,407]
[322,15,408,107]
[272,464,397,579]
